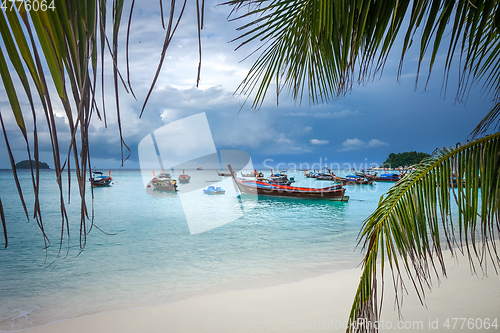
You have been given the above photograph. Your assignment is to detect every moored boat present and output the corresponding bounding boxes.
[90,171,112,187]
[241,171,257,177]
[228,165,348,201]
[304,170,318,178]
[178,170,191,183]
[372,173,401,182]
[342,175,374,185]
[203,185,226,195]
[267,170,295,185]
[315,172,335,180]
[326,170,374,185]
[151,173,177,191]
[354,170,377,178]
[216,170,231,176]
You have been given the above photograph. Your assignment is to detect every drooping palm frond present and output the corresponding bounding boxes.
[226,0,500,118]
[348,132,500,332]
[0,0,205,251]
[472,100,500,138]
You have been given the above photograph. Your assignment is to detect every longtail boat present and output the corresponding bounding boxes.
[341,175,374,185]
[372,173,401,182]
[151,172,177,191]
[178,169,191,183]
[315,172,335,180]
[304,170,318,178]
[216,170,231,176]
[267,169,295,185]
[228,165,348,201]
[90,171,112,187]
[327,171,372,185]
[241,170,256,177]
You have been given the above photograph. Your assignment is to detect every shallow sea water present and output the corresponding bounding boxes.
[0,169,394,331]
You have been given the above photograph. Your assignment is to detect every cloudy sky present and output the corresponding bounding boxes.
[0,1,494,170]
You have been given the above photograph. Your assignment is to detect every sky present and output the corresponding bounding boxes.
[0,1,495,170]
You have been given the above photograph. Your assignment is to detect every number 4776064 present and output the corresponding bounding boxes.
[1,0,55,11]
[443,318,498,330]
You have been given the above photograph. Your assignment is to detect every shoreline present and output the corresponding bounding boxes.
[18,244,500,333]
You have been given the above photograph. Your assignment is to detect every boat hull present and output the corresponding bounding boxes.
[339,178,374,185]
[90,177,112,187]
[178,176,191,183]
[315,175,334,181]
[241,172,256,177]
[372,177,400,182]
[151,180,177,191]
[91,179,111,187]
[228,165,347,200]
[233,178,346,200]
[237,180,346,199]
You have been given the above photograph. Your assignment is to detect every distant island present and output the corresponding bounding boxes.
[15,160,50,169]
[380,151,430,168]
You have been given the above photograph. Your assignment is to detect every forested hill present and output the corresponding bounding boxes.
[381,151,430,168]
[14,160,50,169]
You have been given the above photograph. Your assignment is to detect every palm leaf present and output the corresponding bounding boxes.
[348,132,500,331]
[0,0,205,251]
[226,0,500,119]
[0,197,6,248]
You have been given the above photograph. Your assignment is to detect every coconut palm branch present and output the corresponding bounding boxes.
[223,0,500,330]
[225,0,500,133]
[0,0,205,250]
[348,132,500,331]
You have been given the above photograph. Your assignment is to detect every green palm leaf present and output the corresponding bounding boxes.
[227,0,500,129]
[348,132,500,331]
[0,0,205,251]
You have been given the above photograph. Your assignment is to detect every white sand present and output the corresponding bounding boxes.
[22,246,500,333]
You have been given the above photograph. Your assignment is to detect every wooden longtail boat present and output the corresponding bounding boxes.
[90,171,112,187]
[315,173,335,180]
[326,171,372,185]
[228,165,348,201]
[354,170,377,178]
[151,172,177,191]
[178,169,191,183]
[341,175,374,185]
[216,170,231,176]
[304,170,318,178]
[371,173,401,182]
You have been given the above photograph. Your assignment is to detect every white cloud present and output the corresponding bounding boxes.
[276,137,293,145]
[368,139,389,147]
[160,109,182,123]
[339,138,364,151]
[339,138,388,151]
[310,139,329,145]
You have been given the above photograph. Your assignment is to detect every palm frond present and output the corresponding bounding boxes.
[472,100,500,139]
[226,0,500,114]
[348,132,500,332]
[0,0,205,251]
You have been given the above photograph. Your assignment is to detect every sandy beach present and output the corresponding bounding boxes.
[21,243,500,333]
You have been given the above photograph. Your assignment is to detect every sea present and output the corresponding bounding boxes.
[0,169,396,331]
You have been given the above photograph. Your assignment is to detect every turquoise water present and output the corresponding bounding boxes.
[0,169,393,331]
